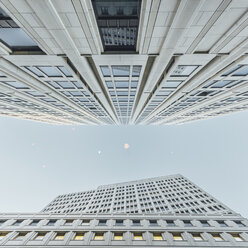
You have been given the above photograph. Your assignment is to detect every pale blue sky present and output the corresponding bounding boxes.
[0,111,247,218]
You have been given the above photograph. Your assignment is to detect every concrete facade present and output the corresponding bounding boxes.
[0,0,248,124]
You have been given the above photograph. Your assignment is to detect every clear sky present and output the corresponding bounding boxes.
[0,111,247,218]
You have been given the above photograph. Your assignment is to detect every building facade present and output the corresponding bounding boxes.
[0,174,248,247]
[0,0,248,125]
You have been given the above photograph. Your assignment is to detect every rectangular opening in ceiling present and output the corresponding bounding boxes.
[91,0,141,52]
[0,7,43,53]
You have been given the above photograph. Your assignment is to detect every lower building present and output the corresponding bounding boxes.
[0,213,247,247]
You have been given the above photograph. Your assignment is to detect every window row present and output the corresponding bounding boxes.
[0,231,246,243]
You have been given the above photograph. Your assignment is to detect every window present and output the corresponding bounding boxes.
[211,80,232,88]
[115,81,129,88]
[222,65,241,76]
[58,66,72,77]
[132,66,141,77]
[47,220,57,226]
[211,233,224,241]
[234,221,245,227]
[162,80,182,88]
[14,233,27,241]
[100,66,111,77]
[98,219,107,226]
[133,233,143,240]
[153,233,163,240]
[54,233,65,241]
[200,220,209,227]
[0,220,6,226]
[30,220,40,226]
[13,220,23,226]
[233,65,248,76]
[81,219,90,225]
[64,220,74,226]
[183,220,192,227]
[132,219,141,226]
[57,81,75,89]
[171,65,198,77]
[34,233,46,241]
[166,220,175,226]
[115,219,124,226]
[112,66,130,77]
[192,233,203,241]
[37,66,62,77]
[94,233,104,240]
[0,233,8,240]
[149,220,158,226]
[172,233,183,241]
[114,233,123,240]
[231,234,244,241]
[217,221,227,227]
[74,233,84,241]
[25,66,44,77]
[3,81,29,89]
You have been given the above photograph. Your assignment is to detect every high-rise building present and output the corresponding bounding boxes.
[0,0,248,125]
[0,174,247,247]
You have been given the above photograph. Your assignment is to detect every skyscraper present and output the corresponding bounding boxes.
[0,174,247,247]
[0,0,248,125]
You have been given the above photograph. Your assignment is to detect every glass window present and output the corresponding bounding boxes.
[3,81,29,89]
[47,220,57,226]
[153,233,163,240]
[115,81,129,88]
[203,80,215,88]
[58,66,72,77]
[192,233,203,241]
[200,220,209,227]
[13,220,23,226]
[233,65,248,76]
[162,80,182,88]
[0,233,8,240]
[73,81,84,89]
[133,233,143,240]
[231,234,244,241]
[70,91,84,96]
[94,233,104,240]
[27,91,45,97]
[234,221,245,227]
[149,220,158,226]
[112,66,130,77]
[211,80,232,88]
[47,81,60,89]
[132,66,141,77]
[183,220,192,227]
[0,28,38,47]
[54,233,65,240]
[131,81,138,88]
[115,219,124,226]
[81,219,90,225]
[172,233,183,241]
[25,66,44,77]
[217,221,227,227]
[30,220,40,226]
[0,220,6,226]
[114,233,123,240]
[132,219,141,226]
[57,81,75,89]
[166,220,175,226]
[171,65,198,76]
[212,234,224,241]
[100,66,111,77]
[74,233,84,241]
[98,220,107,226]
[34,233,46,241]
[14,233,27,240]
[106,81,114,88]
[221,65,241,76]
[64,220,74,226]
[37,66,62,77]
